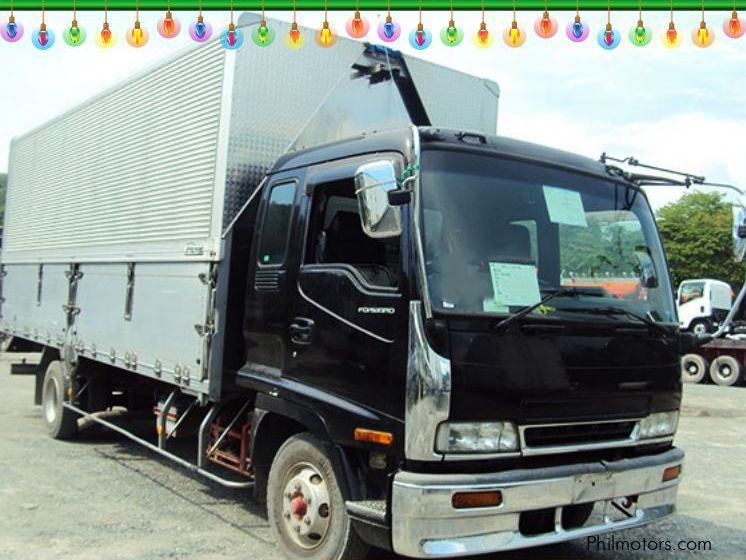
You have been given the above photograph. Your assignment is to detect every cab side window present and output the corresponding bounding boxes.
[259,182,296,265]
[306,178,400,288]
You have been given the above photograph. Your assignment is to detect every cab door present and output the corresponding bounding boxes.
[287,157,408,418]
[243,173,305,374]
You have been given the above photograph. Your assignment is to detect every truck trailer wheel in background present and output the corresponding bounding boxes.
[689,319,712,335]
[266,433,369,560]
[41,361,79,440]
[681,354,708,384]
[709,355,743,386]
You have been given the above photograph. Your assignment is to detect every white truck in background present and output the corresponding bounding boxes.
[677,279,732,334]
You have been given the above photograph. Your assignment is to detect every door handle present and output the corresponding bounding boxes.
[289,317,315,345]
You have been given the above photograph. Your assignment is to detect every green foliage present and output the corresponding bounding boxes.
[656,191,744,290]
[560,220,645,279]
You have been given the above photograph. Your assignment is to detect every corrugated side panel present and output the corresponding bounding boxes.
[3,42,227,264]
[404,54,499,135]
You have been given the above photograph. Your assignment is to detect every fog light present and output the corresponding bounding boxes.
[662,465,682,482]
[452,491,502,509]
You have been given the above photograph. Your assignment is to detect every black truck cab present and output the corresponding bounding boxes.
[233,126,684,559]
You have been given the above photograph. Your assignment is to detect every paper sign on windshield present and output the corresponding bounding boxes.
[489,262,541,308]
[543,185,588,227]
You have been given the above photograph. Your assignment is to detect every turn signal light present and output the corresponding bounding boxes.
[354,428,393,446]
[662,465,681,482]
[452,490,503,509]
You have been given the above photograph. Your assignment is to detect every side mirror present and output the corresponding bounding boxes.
[354,160,402,239]
[634,245,659,288]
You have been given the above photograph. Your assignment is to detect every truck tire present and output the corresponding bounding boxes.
[681,354,708,384]
[266,433,369,560]
[709,355,743,386]
[41,361,79,440]
[690,319,712,335]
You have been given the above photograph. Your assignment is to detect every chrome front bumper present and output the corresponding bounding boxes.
[391,447,684,558]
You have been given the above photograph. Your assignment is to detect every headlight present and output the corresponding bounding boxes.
[638,411,679,439]
[435,422,519,454]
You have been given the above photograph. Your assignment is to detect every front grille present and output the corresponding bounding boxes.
[523,421,637,448]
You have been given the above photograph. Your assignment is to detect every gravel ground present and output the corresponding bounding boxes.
[1,354,745,560]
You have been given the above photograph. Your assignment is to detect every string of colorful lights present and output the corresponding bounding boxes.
[2,3,744,50]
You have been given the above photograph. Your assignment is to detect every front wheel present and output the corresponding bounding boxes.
[267,433,369,560]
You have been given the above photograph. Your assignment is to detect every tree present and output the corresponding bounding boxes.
[656,192,745,290]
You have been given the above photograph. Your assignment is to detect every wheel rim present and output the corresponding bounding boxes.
[693,323,707,334]
[43,376,59,424]
[718,364,733,379]
[280,462,332,550]
[686,362,699,375]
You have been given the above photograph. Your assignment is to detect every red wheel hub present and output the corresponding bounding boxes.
[290,494,307,517]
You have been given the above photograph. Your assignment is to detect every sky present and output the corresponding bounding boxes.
[1,9,746,210]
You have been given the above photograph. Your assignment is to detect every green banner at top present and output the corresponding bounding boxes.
[0,0,738,10]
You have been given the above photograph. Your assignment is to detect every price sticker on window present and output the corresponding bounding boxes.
[543,185,588,227]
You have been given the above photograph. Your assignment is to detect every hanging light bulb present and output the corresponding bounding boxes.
[692,20,715,47]
[440,3,463,47]
[534,8,558,38]
[315,2,336,47]
[96,21,116,48]
[126,1,149,48]
[220,22,244,49]
[346,6,369,38]
[662,21,679,47]
[189,15,213,42]
[2,2,24,42]
[251,2,275,47]
[629,6,651,47]
[285,0,303,47]
[157,8,181,39]
[409,5,432,51]
[691,0,715,47]
[32,3,54,50]
[474,2,492,48]
[378,2,400,42]
[63,1,86,47]
[63,19,86,46]
[503,5,526,49]
[566,15,589,42]
[597,1,620,50]
[724,7,746,38]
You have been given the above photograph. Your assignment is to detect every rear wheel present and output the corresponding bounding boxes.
[41,360,79,439]
[709,355,743,386]
[267,433,368,560]
[681,354,708,384]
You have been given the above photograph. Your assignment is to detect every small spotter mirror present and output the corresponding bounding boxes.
[354,160,403,239]
[634,245,659,289]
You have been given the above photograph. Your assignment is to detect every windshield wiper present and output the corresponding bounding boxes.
[492,288,602,333]
[561,305,669,335]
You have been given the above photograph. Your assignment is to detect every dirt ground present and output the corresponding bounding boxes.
[1,354,745,560]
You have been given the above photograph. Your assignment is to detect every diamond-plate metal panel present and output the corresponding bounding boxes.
[403,54,499,135]
[222,14,364,229]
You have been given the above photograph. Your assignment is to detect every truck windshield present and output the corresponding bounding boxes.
[420,149,676,324]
